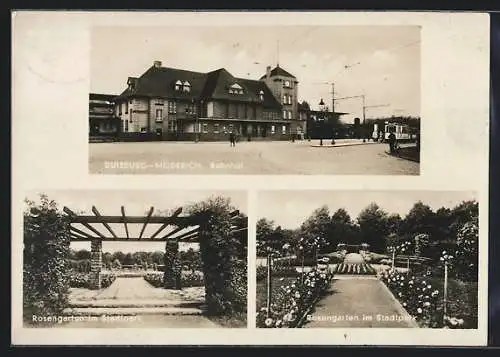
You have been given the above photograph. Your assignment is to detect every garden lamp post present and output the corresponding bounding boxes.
[299,244,305,285]
[266,247,273,318]
[440,251,453,326]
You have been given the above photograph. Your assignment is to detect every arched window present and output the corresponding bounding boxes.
[175,80,183,91]
[259,90,264,101]
[183,81,191,92]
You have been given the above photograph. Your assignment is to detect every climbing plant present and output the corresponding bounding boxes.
[188,196,247,316]
[23,194,71,323]
[163,240,181,289]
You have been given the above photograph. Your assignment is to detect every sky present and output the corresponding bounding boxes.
[25,190,247,253]
[257,190,477,230]
[91,25,420,123]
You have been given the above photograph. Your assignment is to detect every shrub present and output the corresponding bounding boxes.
[23,195,71,323]
[69,272,90,288]
[256,268,332,328]
[181,270,205,287]
[69,272,116,289]
[144,272,164,288]
[100,272,116,288]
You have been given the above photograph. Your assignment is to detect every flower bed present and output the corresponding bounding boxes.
[256,268,333,328]
[379,269,475,328]
[143,271,205,288]
[68,272,116,289]
[334,263,376,275]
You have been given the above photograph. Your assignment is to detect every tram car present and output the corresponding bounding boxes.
[373,122,416,142]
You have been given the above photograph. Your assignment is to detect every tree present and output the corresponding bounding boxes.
[402,201,436,237]
[73,249,91,260]
[386,213,403,236]
[299,205,331,257]
[357,203,389,253]
[123,253,134,266]
[330,208,358,248]
[256,218,276,256]
[111,251,126,264]
[151,251,164,265]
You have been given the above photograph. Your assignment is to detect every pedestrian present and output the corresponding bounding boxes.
[388,132,396,154]
[229,132,236,147]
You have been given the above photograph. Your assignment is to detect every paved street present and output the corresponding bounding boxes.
[89,139,419,175]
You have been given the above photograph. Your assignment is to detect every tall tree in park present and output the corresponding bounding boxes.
[256,218,277,256]
[299,205,331,256]
[386,213,403,236]
[357,203,389,253]
[454,216,479,282]
[433,207,453,242]
[401,201,436,238]
[330,208,359,247]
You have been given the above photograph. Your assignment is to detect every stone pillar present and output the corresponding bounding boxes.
[90,240,103,290]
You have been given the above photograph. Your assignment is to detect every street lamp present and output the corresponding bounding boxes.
[318,98,326,146]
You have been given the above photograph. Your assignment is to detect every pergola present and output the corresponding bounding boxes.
[63,205,246,289]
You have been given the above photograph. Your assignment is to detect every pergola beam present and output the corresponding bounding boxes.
[121,206,129,239]
[70,226,98,239]
[150,207,183,239]
[139,207,154,239]
[169,226,200,241]
[64,206,106,239]
[92,206,118,238]
[67,215,194,225]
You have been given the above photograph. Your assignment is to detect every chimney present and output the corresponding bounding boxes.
[153,60,162,68]
[266,66,271,80]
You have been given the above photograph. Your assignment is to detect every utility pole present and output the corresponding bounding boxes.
[331,82,335,113]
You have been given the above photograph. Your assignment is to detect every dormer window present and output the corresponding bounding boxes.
[183,81,191,92]
[259,90,264,101]
[175,80,183,91]
[229,83,243,95]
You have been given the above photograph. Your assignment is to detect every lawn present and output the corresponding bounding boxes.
[256,276,297,310]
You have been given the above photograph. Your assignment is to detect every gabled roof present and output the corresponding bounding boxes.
[115,64,282,110]
[238,78,281,110]
[260,65,296,80]
[116,66,207,101]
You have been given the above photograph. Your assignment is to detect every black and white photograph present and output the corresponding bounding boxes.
[256,191,479,329]
[22,190,248,328]
[89,25,420,175]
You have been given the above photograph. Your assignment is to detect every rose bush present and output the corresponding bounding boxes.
[379,269,442,327]
[256,268,332,328]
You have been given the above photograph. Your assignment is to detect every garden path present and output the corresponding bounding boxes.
[62,277,218,327]
[302,278,418,328]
